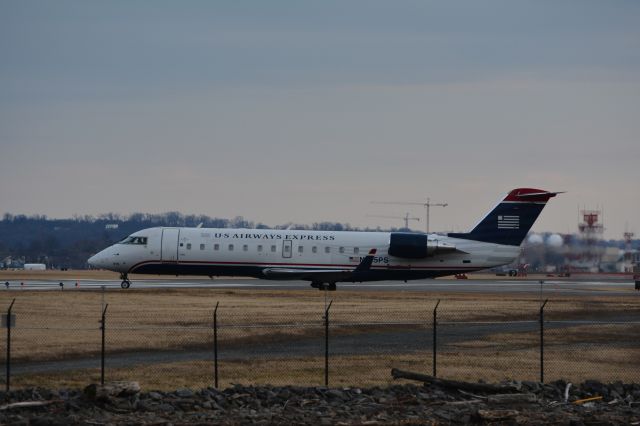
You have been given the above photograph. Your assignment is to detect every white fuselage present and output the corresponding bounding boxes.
[88,226,520,281]
[88,187,557,288]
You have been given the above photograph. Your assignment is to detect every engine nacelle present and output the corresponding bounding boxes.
[388,232,458,259]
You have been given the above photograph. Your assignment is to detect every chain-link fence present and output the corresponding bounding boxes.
[1,291,639,391]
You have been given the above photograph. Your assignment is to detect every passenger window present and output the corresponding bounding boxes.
[271,245,276,252]
[298,246,303,253]
[243,244,248,251]
[339,247,345,254]
[186,243,192,250]
[228,244,234,251]
[214,244,219,250]
[325,247,330,254]
[257,245,263,252]
[354,247,359,255]
[284,245,291,253]
[312,246,317,254]
[200,244,205,250]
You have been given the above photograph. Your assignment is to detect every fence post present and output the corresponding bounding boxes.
[5,299,16,395]
[213,301,219,388]
[100,304,108,386]
[539,299,548,383]
[433,299,440,377]
[324,300,333,387]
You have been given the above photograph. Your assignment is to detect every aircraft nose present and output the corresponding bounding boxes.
[88,252,106,269]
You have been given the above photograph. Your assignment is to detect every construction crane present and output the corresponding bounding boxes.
[371,198,448,234]
[366,213,420,230]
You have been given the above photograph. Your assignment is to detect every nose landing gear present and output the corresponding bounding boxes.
[120,273,131,289]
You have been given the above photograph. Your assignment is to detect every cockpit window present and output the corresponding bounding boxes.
[119,236,148,245]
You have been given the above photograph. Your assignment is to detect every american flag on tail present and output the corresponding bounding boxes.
[497,215,519,229]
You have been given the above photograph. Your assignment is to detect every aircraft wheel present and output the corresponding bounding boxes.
[121,280,131,289]
[328,283,337,291]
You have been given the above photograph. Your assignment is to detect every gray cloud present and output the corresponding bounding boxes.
[1,0,639,238]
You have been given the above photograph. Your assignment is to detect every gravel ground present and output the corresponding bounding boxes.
[1,379,640,425]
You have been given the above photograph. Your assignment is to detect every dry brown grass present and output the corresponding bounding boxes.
[10,347,640,390]
[2,289,638,392]
[1,288,638,363]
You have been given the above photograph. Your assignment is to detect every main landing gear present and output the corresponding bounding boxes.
[311,282,336,291]
[120,273,131,289]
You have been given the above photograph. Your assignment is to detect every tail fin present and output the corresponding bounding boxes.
[448,188,561,246]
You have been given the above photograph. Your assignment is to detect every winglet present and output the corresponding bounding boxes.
[354,249,377,272]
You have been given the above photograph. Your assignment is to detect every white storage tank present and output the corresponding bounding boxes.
[24,263,46,271]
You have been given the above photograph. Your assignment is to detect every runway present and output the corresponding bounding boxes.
[2,276,638,297]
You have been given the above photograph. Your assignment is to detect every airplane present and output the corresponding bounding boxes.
[88,187,561,290]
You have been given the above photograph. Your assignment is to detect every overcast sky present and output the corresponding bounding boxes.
[1,1,638,238]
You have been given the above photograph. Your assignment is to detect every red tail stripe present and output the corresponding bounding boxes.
[503,188,557,203]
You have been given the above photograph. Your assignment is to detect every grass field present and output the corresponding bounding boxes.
[1,288,639,360]
[10,347,640,390]
[1,287,639,389]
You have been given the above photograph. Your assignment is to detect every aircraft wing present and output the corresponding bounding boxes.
[262,249,377,282]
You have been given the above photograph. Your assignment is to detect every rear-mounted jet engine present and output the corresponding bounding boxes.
[388,232,459,258]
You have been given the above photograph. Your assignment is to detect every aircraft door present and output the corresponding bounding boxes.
[282,240,292,258]
[161,228,180,262]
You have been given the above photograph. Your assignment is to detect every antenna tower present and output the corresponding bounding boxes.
[576,208,604,272]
